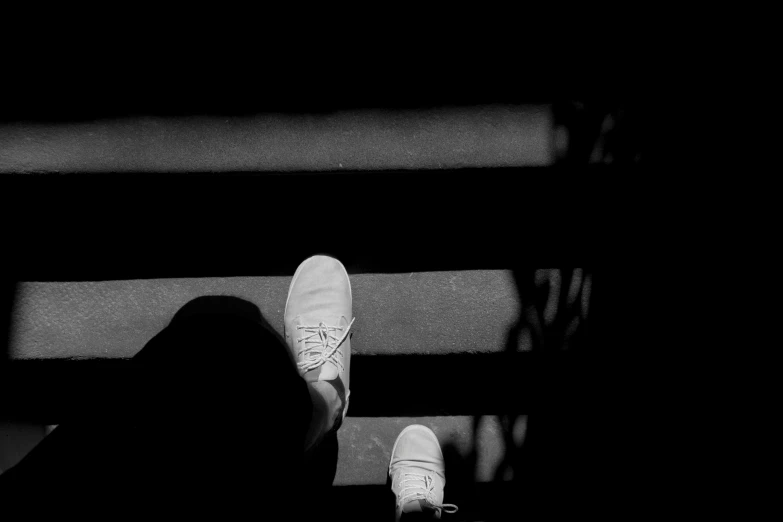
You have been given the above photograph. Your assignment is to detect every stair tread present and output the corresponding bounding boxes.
[9,271,528,359]
[0,106,552,174]
[334,416,517,486]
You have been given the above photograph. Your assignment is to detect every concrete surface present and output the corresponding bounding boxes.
[0,106,552,173]
[9,270,528,359]
[334,416,525,486]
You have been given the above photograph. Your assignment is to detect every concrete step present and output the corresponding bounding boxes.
[307,411,592,521]
[334,416,520,486]
[3,268,592,423]
[0,106,553,174]
[8,270,589,359]
[313,415,527,522]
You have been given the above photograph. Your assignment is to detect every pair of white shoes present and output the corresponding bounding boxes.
[284,255,458,520]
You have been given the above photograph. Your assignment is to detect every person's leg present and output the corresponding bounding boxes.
[0,295,312,518]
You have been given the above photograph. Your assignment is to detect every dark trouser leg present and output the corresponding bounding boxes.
[0,296,312,518]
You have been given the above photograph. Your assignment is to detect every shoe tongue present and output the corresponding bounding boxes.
[304,363,338,382]
[402,499,437,515]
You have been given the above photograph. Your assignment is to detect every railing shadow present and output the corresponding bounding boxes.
[435,268,594,520]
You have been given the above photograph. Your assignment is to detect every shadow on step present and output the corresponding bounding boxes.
[0,351,595,423]
[321,482,530,522]
[0,168,617,280]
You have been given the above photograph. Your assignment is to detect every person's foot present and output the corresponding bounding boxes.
[389,425,459,521]
[284,255,354,451]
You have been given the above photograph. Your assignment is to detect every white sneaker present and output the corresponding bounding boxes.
[389,425,459,520]
[284,255,354,420]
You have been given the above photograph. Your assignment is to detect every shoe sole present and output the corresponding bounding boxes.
[284,255,353,333]
[388,424,442,476]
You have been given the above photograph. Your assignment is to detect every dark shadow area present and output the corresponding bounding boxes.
[440,441,479,521]
[417,268,603,520]
[0,166,634,280]
[2,18,612,126]
[0,294,342,516]
[324,483,398,522]
[1,88,554,124]
[304,430,339,490]
[2,296,299,423]
[0,295,317,516]
[1,56,555,124]
[0,279,45,473]
[552,100,646,166]
[0,351,585,423]
[489,269,596,519]
[0,279,16,364]
[323,483,517,522]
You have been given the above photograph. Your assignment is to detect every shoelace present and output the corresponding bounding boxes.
[397,472,458,515]
[296,317,355,373]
